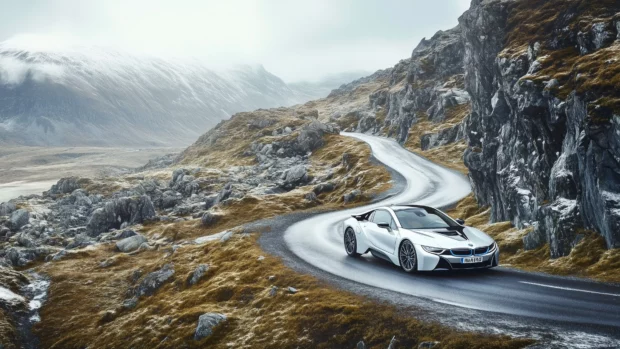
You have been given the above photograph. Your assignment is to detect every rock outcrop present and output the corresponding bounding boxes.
[460,0,620,256]
[194,313,227,341]
[86,196,156,236]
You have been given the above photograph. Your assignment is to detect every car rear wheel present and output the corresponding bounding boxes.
[344,228,360,257]
[399,240,417,273]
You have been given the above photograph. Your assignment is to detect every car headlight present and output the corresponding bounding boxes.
[422,246,445,254]
[489,242,498,252]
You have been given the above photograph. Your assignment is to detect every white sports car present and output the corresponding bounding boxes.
[342,205,499,272]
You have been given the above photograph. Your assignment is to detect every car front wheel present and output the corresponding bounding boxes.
[399,240,417,273]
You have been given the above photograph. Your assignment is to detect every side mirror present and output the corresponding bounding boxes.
[377,222,391,230]
[455,218,465,225]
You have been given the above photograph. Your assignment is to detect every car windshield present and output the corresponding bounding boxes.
[394,208,452,229]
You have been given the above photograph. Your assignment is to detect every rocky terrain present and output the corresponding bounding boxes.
[1,0,619,347]
[306,0,620,266]
[0,98,537,348]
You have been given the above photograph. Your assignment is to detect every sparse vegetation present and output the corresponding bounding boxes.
[33,227,534,349]
[403,104,470,175]
[447,195,620,283]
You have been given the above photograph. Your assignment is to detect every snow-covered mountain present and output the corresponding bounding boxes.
[0,38,324,147]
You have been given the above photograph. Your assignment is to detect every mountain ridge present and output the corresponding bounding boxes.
[0,40,364,147]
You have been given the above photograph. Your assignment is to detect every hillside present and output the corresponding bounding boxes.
[0,38,346,147]
[298,0,620,275]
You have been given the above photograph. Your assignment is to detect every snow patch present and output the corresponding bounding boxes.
[0,286,25,304]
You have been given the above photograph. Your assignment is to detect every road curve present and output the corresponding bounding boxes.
[283,133,620,329]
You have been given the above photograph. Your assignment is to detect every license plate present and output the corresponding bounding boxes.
[461,256,483,264]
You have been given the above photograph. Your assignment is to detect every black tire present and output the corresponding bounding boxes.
[398,240,417,273]
[344,227,361,257]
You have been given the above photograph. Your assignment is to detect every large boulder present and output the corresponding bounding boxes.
[343,190,361,204]
[0,202,16,216]
[201,212,222,227]
[281,165,309,190]
[9,209,29,232]
[194,313,227,340]
[49,177,81,196]
[86,196,156,236]
[116,234,148,253]
[136,264,175,297]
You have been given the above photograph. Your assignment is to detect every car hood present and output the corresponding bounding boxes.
[401,226,495,249]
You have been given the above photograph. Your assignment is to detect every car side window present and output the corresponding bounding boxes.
[372,210,393,226]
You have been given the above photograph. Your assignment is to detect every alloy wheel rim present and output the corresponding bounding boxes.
[400,241,416,271]
[345,229,355,254]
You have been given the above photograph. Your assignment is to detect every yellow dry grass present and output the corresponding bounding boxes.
[403,104,470,175]
[447,195,620,283]
[0,268,29,349]
[178,108,308,169]
[33,230,534,349]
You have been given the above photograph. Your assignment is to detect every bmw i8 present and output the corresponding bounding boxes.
[342,205,499,272]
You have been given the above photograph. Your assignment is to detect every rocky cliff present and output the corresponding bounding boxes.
[324,0,620,259]
[460,0,620,257]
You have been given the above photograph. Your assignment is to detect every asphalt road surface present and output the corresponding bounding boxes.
[269,133,620,348]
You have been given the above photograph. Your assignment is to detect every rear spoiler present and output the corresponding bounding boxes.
[352,210,373,221]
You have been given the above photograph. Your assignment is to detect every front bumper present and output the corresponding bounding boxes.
[416,245,500,271]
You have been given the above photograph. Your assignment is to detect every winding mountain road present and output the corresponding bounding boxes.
[269,133,620,347]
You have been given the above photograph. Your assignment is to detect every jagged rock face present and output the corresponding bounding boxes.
[86,196,156,237]
[421,123,466,151]
[460,0,620,256]
[363,26,470,144]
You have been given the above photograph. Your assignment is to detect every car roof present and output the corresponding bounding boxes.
[378,204,437,211]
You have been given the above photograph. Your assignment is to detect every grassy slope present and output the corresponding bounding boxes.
[31,129,532,348]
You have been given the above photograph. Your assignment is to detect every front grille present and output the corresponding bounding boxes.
[442,244,494,256]
[449,248,471,256]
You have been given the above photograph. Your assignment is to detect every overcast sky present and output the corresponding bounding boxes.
[0,0,471,82]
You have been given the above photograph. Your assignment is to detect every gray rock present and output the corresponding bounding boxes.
[220,230,234,242]
[9,209,29,232]
[51,250,68,261]
[0,202,16,216]
[282,165,309,190]
[356,341,366,349]
[343,190,361,204]
[187,264,209,286]
[287,286,298,294]
[418,341,439,349]
[136,264,175,297]
[201,212,222,227]
[17,233,35,248]
[342,153,353,170]
[116,234,148,253]
[313,182,335,195]
[86,195,156,236]
[49,177,81,196]
[420,122,465,151]
[194,313,227,340]
[304,192,318,202]
[269,286,278,297]
[122,297,138,310]
[116,230,137,239]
